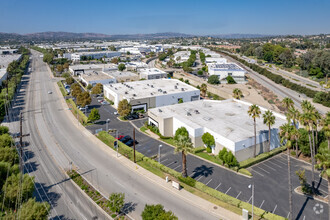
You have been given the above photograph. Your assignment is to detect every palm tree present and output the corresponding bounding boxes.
[287,107,301,157]
[300,111,316,190]
[280,123,294,220]
[315,146,330,218]
[282,97,294,111]
[248,104,261,157]
[313,110,321,154]
[263,110,275,152]
[232,88,243,100]
[321,112,330,151]
[175,135,194,177]
[200,83,207,97]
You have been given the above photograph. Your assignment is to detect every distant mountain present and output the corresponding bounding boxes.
[0,31,195,42]
[209,34,273,39]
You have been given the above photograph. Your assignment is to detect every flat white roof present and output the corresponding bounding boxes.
[104,79,199,100]
[149,99,286,142]
[209,63,245,71]
[0,54,22,68]
[139,68,166,75]
[81,70,115,82]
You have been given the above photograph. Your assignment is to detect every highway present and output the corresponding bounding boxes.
[18,51,221,219]
[5,52,110,219]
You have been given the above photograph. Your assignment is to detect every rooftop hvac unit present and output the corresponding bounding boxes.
[194,110,200,114]
[186,112,191,116]
[151,85,154,88]
[133,94,136,97]
[150,93,153,95]
[181,88,185,91]
[158,89,162,92]
[158,109,162,112]
[163,91,167,94]
[174,85,178,89]
[147,84,149,86]
[125,91,128,94]
[176,83,179,85]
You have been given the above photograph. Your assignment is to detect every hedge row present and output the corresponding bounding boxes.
[215,49,330,107]
[239,146,286,169]
[66,99,88,125]
[97,131,284,220]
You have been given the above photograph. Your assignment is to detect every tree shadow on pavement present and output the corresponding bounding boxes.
[191,165,214,179]
[34,182,61,208]
[122,201,137,215]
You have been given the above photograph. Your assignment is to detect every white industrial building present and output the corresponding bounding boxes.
[148,99,286,161]
[139,68,167,80]
[103,79,200,112]
[208,63,246,82]
[205,57,227,64]
[173,51,191,63]
[64,51,121,62]
[79,70,116,87]
[0,54,22,85]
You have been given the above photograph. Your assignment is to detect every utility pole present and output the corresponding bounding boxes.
[133,128,136,163]
[16,113,29,173]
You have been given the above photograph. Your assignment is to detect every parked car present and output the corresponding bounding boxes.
[120,135,132,143]
[114,111,119,115]
[48,91,52,94]
[125,139,138,147]
[101,101,109,105]
[131,114,139,119]
[116,135,125,140]
[98,99,104,103]
[125,115,134,120]
[79,107,86,111]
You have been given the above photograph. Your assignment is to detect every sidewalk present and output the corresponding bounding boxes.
[54,69,242,220]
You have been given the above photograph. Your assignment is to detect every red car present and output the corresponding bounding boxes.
[116,135,124,140]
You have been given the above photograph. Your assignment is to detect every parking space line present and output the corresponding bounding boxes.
[166,161,175,167]
[286,212,290,219]
[161,158,168,163]
[267,160,283,168]
[215,183,222,190]
[235,191,241,199]
[259,200,265,209]
[303,215,305,220]
[247,196,252,203]
[205,179,213,186]
[196,176,203,181]
[251,169,264,177]
[272,204,277,213]
[262,163,276,171]
[256,166,270,174]
[173,165,181,171]
[225,187,231,194]
[189,172,195,177]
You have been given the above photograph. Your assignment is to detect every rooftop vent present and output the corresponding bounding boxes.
[125,91,128,94]
[158,109,162,112]
[158,89,162,92]
[133,94,136,97]
[150,93,153,95]
[181,88,185,91]
[163,91,167,94]
[174,85,178,89]
[147,84,149,86]
[194,110,200,114]
[176,83,179,85]
[186,112,192,116]
[151,85,154,88]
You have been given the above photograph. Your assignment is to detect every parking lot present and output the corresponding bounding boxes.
[83,95,328,219]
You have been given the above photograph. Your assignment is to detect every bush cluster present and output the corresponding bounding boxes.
[218,148,239,168]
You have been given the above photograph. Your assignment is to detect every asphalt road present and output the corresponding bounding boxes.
[86,101,328,219]
[5,51,110,219]
[26,51,220,220]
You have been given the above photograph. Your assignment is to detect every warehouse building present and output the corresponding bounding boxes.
[0,54,22,85]
[103,70,139,82]
[139,68,167,80]
[208,63,246,82]
[79,70,116,87]
[103,79,200,112]
[148,99,286,161]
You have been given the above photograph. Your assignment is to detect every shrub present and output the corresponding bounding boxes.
[118,63,126,71]
[226,75,236,84]
[206,147,212,153]
[178,176,196,187]
[174,127,189,141]
[218,148,227,164]
[208,75,220,84]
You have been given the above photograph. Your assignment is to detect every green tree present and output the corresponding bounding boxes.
[174,127,189,141]
[197,70,203,76]
[118,63,126,71]
[43,53,54,64]
[201,132,215,150]
[108,193,125,213]
[0,147,19,165]
[65,76,74,85]
[117,99,131,117]
[263,110,276,152]
[218,148,228,165]
[200,83,207,97]
[224,151,239,168]
[88,108,100,123]
[279,123,294,220]
[0,126,9,135]
[208,75,220,85]
[86,84,93,90]
[226,75,236,84]
[232,88,242,99]
[77,91,91,107]
[141,204,178,220]
[91,83,103,94]
[15,198,50,220]
[0,133,14,148]
[175,135,193,177]
[248,104,261,157]
[71,83,82,98]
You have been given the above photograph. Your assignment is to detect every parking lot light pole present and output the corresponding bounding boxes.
[106,119,110,132]
[248,184,254,220]
[158,145,162,163]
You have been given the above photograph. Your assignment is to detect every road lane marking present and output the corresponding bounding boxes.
[267,160,282,168]
[272,204,277,213]
[215,183,222,190]
[205,179,213,186]
[235,191,241,199]
[225,187,231,194]
[252,169,264,177]
[196,176,203,181]
[262,163,276,171]
[259,200,265,209]
[256,166,270,174]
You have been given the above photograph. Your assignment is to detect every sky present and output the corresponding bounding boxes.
[0,0,329,35]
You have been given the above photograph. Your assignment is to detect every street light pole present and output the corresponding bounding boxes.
[249,184,254,220]
[106,119,110,132]
[158,145,162,163]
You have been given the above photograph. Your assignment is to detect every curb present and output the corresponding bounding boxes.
[294,186,328,204]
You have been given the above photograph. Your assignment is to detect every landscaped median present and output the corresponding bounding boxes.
[97,131,285,220]
[57,81,67,97]
[66,98,89,126]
